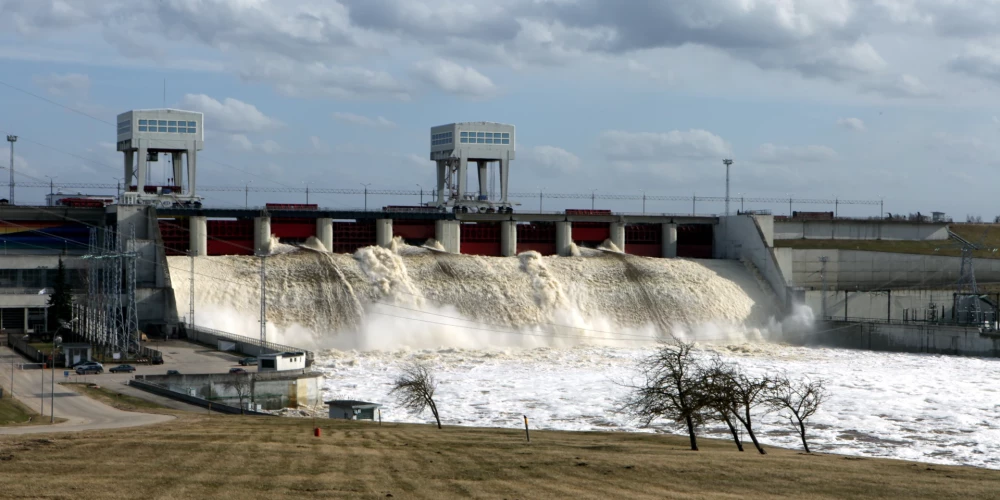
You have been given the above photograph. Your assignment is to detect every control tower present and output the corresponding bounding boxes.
[116,109,203,206]
[430,122,515,213]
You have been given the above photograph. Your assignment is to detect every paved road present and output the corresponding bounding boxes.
[0,339,257,435]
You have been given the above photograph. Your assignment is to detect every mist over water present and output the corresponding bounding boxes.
[167,239,784,350]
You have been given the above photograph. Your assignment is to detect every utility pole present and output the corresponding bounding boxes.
[722,159,733,216]
[361,183,371,211]
[591,189,597,210]
[259,254,267,346]
[416,184,423,206]
[45,175,56,196]
[6,135,17,204]
[819,256,829,319]
[189,251,195,328]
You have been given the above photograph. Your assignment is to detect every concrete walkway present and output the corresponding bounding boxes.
[0,345,174,435]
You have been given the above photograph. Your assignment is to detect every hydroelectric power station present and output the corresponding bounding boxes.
[1,108,997,359]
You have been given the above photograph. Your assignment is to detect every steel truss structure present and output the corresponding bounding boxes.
[80,225,139,357]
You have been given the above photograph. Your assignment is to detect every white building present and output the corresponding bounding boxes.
[116,108,204,206]
[258,351,307,372]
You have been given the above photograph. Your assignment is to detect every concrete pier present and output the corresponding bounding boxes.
[662,223,677,258]
[609,222,625,252]
[500,221,517,257]
[556,221,573,256]
[254,217,271,255]
[375,219,393,248]
[435,220,461,253]
[189,216,207,256]
[316,218,333,252]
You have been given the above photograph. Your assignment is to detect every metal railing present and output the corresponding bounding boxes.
[181,322,314,362]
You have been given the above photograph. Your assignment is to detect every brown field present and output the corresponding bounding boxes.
[62,382,171,413]
[0,396,66,427]
[774,223,1000,261]
[1,412,998,499]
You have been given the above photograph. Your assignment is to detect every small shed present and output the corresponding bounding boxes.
[326,400,382,420]
[259,351,307,372]
[61,342,92,368]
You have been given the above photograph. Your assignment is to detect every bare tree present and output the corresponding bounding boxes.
[623,342,706,451]
[768,375,827,453]
[700,358,745,452]
[711,365,772,455]
[967,214,983,223]
[390,362,442,429]
[223,374,252,414]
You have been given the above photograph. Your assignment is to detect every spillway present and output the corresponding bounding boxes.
[167,240,779,350]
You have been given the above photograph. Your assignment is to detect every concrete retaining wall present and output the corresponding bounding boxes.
[787,249,1000,290]
[808,321,1000,358]
[137,370,323,410]
[128,379,274,415]
[775,220,948,241]
[803,288,998,323]
[714,214,789,307]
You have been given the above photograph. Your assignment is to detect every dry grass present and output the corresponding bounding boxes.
[774,223,1000,260]
[0,414,997,499]
[62,383,170,413]
[0,396,66,427]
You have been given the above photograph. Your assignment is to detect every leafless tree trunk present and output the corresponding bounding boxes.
[224,374,252,415]
[708,362,771,455]
[390,362,442,429]
[768,375,827,453]
[701,358,744,452]
[622,341,706,451]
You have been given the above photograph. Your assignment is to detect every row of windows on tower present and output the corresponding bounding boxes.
[118,119,199,134]
[460,131,510,144]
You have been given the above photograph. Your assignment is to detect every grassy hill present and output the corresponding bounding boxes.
[775,223,1000,260]
[0,413,997,499]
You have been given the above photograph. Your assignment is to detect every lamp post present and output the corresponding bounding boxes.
[6,135,16,204]
[360,183,371,211]
[51,335,61,423]
[44,175,57,196]
[722,159,733,216]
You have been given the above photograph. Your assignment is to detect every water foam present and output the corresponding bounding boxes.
[167,241,779,350]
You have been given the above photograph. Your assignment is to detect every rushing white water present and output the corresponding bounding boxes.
[168,241,1000,469]
[167,239,780,349]
[316,344,1000,470]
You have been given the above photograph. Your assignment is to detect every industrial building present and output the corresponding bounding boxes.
[4,110,998,361]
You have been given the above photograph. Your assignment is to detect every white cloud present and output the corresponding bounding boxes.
[756,144,838,164]
[862,73,933,98]
[177,94,283,133]
[240,58,410,101]
[527,145,582,176]
[836,117,866,132]
[332,112,397,128]
[948,44,1000,85]
[600,129,732,161]
[226,134,281,154]
[412,58,497,97]
[309,136,329,154]
[32,72,90,96]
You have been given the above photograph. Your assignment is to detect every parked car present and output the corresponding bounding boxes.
[228,367,248,375]
[238,357,258,366]
[74,361,103,370]
[150,357,164,365]
[166,370,181,376]
[76,364,103,375]
[109,364,136,373]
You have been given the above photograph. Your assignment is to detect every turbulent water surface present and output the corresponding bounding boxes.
[168,241,1000,469]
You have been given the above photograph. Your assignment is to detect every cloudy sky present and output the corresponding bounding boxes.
[1,0,999,217]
